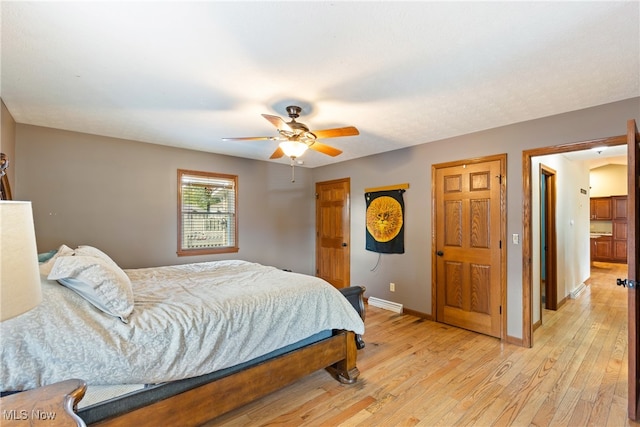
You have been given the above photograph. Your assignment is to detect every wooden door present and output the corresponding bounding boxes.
[627,119,639,420]
[316,178,350,289]
[540,165,558,311]
[434,155,506,338]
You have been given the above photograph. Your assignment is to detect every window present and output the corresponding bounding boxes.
[177,169,238,256]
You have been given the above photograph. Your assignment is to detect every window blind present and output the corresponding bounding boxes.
[178,170,238,255]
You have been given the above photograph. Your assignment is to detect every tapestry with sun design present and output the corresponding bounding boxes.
[365,189,405,254]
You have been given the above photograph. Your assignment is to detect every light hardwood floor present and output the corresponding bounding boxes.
[207,262,638,426]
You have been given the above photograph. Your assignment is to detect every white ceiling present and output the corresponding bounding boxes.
[561,144,628,169]
[1,1,639,168]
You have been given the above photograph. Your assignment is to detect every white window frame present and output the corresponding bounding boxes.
[177,169,238,256]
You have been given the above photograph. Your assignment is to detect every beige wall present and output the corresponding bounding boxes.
[15,125,316,272]
[1,99,17,192]
[313,97,640,340]
[589,164,628,197]
[12,97,640,341]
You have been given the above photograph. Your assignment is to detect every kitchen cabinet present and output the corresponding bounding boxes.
[612,196,627,263]
[612,196,627,220]
[613,239,627,262]
[590,197,612,220]
[589,196,627,263]
[591,236,613,262]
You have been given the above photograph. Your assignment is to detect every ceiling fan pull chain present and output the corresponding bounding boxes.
[290,160,296,183]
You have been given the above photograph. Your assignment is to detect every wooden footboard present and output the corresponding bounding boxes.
[91,330,359,427]
[79,285,366,426]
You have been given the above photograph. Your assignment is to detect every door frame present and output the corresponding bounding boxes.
[626,119,639,420]
[540,164,558,312]
[522,134,627,348]
[431,153,507,340]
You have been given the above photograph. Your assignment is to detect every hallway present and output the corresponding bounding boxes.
[537,261,630,425]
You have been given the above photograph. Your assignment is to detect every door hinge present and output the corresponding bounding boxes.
[499,240,502,249]
[496,175,503,184]
[315,193,319,199]
[499,305,502,314]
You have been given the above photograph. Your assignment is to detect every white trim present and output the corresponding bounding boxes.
[570,282,587,299]
[368,297,403,313]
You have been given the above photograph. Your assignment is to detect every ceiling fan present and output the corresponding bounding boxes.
[222,105,359,160]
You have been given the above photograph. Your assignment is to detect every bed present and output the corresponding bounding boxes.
[0,246,365,426]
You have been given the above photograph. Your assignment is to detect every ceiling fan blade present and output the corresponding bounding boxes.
[309,141,343,157]
[222,136,277,141]
[269,146,285,159]
[262,114,293,132]
[312,126,359,139]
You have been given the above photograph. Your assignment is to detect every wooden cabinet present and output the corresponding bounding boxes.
[612,196,627,220]
[612,196,627,263]
[613,239,628,262]
[590,196,627,263]
[592,236,613,261]
[613,220,627,241]
[590,197,612,220]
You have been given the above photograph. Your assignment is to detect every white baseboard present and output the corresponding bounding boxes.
[368,296,403,313]
[570,282,587,299]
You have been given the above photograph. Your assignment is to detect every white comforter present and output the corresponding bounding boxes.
[1,260,364,390]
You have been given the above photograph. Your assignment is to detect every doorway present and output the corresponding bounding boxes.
[522,134,628,347]
[539,164,558,318]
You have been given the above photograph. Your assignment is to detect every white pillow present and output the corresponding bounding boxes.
[48,255,134,323]
[39,244,75,276]
[74,245,120,270]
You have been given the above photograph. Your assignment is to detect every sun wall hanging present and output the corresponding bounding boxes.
[364,183,408,254]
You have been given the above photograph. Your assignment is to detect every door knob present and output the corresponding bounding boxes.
[436,251,444,257]
[617,278,636,288]
[342,242,348,247]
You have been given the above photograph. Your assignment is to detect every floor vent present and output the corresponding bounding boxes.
[368,297,403,313]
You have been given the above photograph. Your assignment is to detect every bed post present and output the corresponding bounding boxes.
[328,330,360,384]
[339,285,366,349]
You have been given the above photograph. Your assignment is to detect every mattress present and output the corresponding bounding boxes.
[1,260,364,390]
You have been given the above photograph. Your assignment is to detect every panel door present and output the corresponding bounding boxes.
[316,178,350,289]
[435,157,504,338]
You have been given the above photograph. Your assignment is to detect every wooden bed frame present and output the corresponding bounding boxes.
[78,285,366,427]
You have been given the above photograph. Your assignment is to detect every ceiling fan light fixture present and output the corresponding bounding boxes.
[225,105,358,162]
[279,140,308,159]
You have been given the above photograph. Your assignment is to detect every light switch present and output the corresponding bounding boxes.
[512,234,519,244]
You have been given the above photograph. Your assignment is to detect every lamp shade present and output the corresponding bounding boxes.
[279,140,309,158]
[0,201,42,321]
